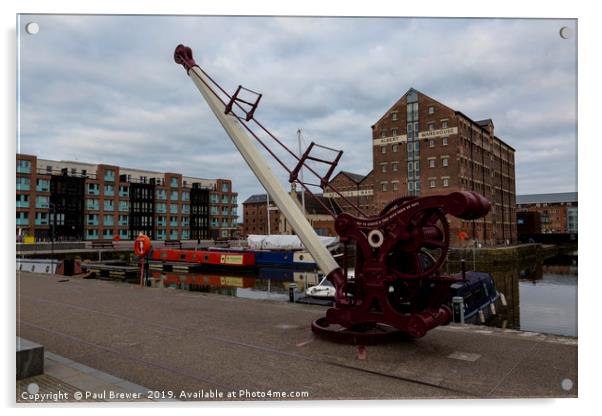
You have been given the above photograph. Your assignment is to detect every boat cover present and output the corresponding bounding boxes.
[247,234,338,250]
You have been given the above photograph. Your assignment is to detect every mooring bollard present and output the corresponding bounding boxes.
[452,296,465,323]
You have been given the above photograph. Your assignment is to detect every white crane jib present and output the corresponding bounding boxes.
[174,45,341,277]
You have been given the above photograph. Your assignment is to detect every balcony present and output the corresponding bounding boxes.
[36,199,49,209]
[104,171,115,182]
[35,217,49,226]
[85,232,99,240]
[87,200,100,211]
[156,219,166,226]
[103,202,114,211]
[104,187,115,197]
[169,205,178,214]
[156,205,167,214]
[16,182,30,192]
[169,220,178,227]
[16,217,29,226]
[17,200,30,209]
[119,189,129,198]
[87,218,99,226]
[104,218,114,226]
[119,203,129,212]
[87,186,100,196]
[36,181,50,192]
[17,165,32,174]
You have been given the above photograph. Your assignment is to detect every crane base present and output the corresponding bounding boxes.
[311,317,406,345]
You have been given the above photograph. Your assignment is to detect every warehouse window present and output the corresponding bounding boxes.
[428,106,434,114]
[429,159,435,168]
[429,179,436,188]
[429,139,435,148]
[392,144,398,153]
[381,182,388,192]
[443,137,449,146]
[381,145,386,154]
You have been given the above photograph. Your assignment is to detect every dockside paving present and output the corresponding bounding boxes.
[17,272,577,401]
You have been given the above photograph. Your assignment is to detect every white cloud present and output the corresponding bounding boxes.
[18,15,577,212]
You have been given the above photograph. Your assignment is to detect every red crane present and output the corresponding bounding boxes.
[173,44,491,343]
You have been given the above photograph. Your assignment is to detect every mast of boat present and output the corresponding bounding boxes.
[297,129,306,215]
[266,192,271,235]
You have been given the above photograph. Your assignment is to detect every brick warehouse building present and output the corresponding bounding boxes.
[370,88,517,246]
[242,190,341,237]
[16,154,238,241]
[323,170,376,215]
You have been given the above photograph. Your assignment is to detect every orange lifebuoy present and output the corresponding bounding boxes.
[134,234,152,257]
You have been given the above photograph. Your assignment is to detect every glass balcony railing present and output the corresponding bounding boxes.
[87,219,99,226]
[16,218,29,226]
[17,201,30,208]
[36,199,49,209]
[35,218,49,226]
[16,183,30,191]
[36,181,50,192]
[17,165,32,174]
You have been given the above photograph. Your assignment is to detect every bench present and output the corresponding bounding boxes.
[164,240,182,249]
[91,241,114,249]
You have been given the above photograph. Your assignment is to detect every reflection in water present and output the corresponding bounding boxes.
[147,254,577,337]
[447,254,577,337]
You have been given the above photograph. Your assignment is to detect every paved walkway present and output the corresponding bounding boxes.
[17,349,158,403]
[16,272,578,401]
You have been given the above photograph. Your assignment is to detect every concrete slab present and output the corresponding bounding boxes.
[17,271,578,401]
[16,337,44,379]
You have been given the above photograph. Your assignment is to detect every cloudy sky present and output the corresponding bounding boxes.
[17,15,577,213]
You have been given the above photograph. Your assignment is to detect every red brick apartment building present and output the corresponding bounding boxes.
[325,88,517,246]
[517,192,577,234]
[16,154,238,241]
